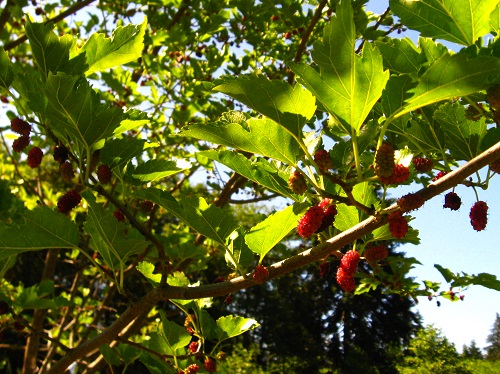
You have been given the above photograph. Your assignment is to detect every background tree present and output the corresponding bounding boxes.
[0,0,500,373]
[462,340,484,360]
[486,313,500,361]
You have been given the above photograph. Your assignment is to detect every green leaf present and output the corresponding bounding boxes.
[158,311,192,353]
[137,261,161,285]
[491,3,500,34]
[376,38,427,75]
[0,255,16,279]
[100,138,147,169]
[435,102,486,160]
[14,280,73,310]
[369,223,421,245]
[44,72,124,152]
[25,19,87,77]
[199,150,299,200]
[134,188,239,246]
[244,203,308,260]
[100,345,122,367]
[334,204,359,232]
[0,48,14,88]
[180,116,304,165]
[226,228,254,271]
[468,273,500,291]
[390,0,498,46]
[80,18,147,76]
[215,315,260,342]
[212,75,316,138]
[0,207,79,260]
[392,53,500,119]
[434,264,456,283]
[289,0,389,134]
[334,182,379,231]
[83,192,149,270]
[129,159,192,183]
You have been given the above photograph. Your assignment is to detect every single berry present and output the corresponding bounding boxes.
[432,170,447,182]
[284,31,292,39]
[139,200,154,212]
[270,15,279,21]
[316,199,337,233]
[0,300,9,315]
[397,193,424,212]
[288,170,308,194]
[204,357,217,373]
[188,341,199,353]
[13,135,30,152]
[185,364,199,374]
[336,267,356,292]
[11,118,31,136]
[469,201,488,231]
[297,205,325,238]
[60,161,75,183]
[314,149,334,174]
[97,165,112,184]
[113,208,125,222]
[53,146,69,164]
[319,262,330,278]
[486,85,500,110]
[412,157,433,173]
[57,190,81,214]
[253,264,269,284]
[213,275,225,283]
[13,321,25,331]
[364,245,389,264]
[379,164,410,185]
[27,147,43,168]
[443,192,462,211]
[489,158,500,174]
[388,211,408,239]
[374,144,395,178]
[1,95,8,103]
[216,351,227,361]
[340,250,360,276]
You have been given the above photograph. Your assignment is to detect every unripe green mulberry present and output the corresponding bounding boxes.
[374,144,395,178]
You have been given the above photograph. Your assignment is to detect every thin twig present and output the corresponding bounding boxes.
[355,7,391,53]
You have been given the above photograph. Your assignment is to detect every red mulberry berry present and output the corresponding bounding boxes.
[27,147,43,168]
[297,205,324,238]
[288,170,308,194]
[443,192,461,211]
[432,171,447,182]
[253,264,269,284]
[113,208,125,222]
[204,357,217,373]
[139,200,154,212]
[53,146,69,164]
[412,157,433,173]
[13,135,30,152]
[379,164,410,185]
[316,199,337,233]
[188,341,199,353]
[60,161,75,183]
[185,364,199,374]
[364,245,389,264]
[489,158,500,174]
[374,144,395,178]
[57,190,82,214]
[314,149,333,174]
[340,250,360,276]
[397,193,424,212]
[486,85,500,110]
[469,201,488,231]
[336,267,356,292]
[388,211,408,239]
[11,118,31,136]
[97,165,112,184]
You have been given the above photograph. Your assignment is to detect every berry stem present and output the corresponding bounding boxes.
[351,132,363,182]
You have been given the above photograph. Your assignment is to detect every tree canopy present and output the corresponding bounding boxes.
[0,0,500,373]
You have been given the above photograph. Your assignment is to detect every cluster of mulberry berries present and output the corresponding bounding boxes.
[374,144,395,178]
[336,250,360,292]
[470,201,488,231]
[27,147,43,169]
[97,164,112,184]
[288,170,307,194]
[11,118,32,153]
[297,198,338,238]
[443,192,461,211]
[397,193,424,213]
[379,164,410,185]
[412,157,433,173]
[204,357,217,373]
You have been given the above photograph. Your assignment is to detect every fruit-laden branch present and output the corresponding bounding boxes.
[3,0,97,51]
[47,139,500,374]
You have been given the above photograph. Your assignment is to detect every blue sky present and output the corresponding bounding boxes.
[364,0,500,351]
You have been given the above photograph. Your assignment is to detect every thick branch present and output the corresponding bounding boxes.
[47,140,500,374]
